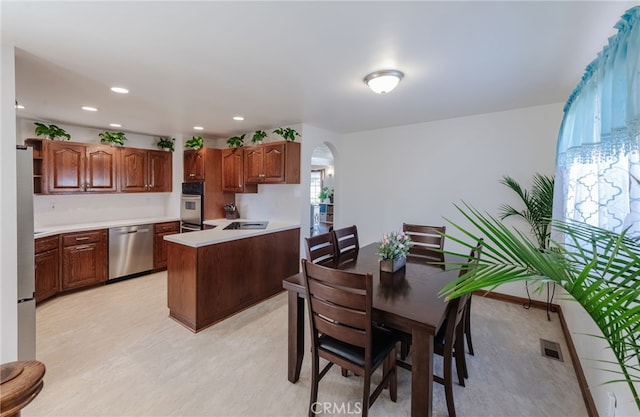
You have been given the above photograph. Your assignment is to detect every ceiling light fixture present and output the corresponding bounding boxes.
[111,87,129,94]
[82,106,98,112]
[110,123,122,128]
[363,69,404,94]
[15,104,25,109]
[233,116,245,121]
[193,126,204,131]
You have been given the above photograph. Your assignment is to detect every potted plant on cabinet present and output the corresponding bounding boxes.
[98,131,127,146]
[34,122,71,140]
[272,127,300,142]
[318,187,333,203]
[185,135,203,150]
[251,130,267,145]
[226,134,245,149]
[157,137,175,152]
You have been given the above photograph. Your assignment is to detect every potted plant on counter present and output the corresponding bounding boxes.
[185,135,203,150]
[34,122,71,140]
[272,127,300,142]
[251,130,267,145]
[157,137,175,152]
[227,134,245,149]
[98,131,127,146]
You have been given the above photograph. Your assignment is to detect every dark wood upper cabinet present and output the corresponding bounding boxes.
[47,142,86,193]
[85,145,118,192]
[244,141,300,184]
[25,139,172,194]
[184,149,206,181]
[221,148,257,193]
[148,150,172,192]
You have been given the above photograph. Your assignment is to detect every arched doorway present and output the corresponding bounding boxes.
[310,143,335,236]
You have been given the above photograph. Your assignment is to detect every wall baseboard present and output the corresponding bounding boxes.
[473,290,599,417]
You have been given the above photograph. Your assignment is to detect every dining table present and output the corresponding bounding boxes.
[282,243,463,417]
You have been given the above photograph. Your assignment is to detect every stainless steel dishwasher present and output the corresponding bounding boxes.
[108,224,153,280]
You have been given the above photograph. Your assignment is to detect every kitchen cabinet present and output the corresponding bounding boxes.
[43,141,118,193]
[25,138,172,194]
[34,235,60,303]
[183,148,231,219]
[153,221,180,270]
[244,141,300,184]
[61,230,107,291]
[221,148,257,193]
[120,149,172,192]
[184,149,205,181]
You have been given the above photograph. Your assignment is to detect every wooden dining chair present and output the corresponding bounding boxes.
[332,225,360,257]
[402,223,446,263]
[301,260,400,417]
[305,232,338,267]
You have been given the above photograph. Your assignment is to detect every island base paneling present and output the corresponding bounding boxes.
[166,228,300,332]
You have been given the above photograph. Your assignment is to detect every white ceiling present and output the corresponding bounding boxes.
[2,1,633,139]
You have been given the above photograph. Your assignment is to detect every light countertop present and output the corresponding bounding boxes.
[164,219,300,248]
[34,217,180,238]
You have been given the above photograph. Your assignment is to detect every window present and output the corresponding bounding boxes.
[310,170,324,205]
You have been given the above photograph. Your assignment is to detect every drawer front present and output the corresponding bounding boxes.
[35,235,59,253]
[154,221,180,234]
[62,230,104,246]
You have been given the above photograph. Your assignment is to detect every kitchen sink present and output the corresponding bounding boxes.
[223,221,268,230]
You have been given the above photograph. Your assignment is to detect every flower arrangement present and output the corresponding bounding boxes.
[377,231,413,260]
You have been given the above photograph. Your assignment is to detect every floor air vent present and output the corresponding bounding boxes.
[540,339,563,362]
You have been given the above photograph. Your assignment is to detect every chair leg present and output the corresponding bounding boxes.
[465,298,474,356]
[309,355,319,417]
[389,348,397,402]
[454,337,466,387]
[362,371,371,417]
[341,367,349,377]
[443,349,457,417]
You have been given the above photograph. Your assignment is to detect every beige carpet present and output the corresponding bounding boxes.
[25,272,587,417]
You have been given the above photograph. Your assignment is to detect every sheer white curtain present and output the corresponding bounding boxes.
[553,6,640,237]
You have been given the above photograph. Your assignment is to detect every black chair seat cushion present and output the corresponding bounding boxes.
[318,325,399,368]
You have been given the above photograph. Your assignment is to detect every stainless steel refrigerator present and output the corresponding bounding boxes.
[16,145,35,360]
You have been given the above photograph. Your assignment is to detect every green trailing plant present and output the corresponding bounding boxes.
[251,130,267,144]
[226,134,245,149]
[34,122,71,141]
[272,127,300,142]
[499,173,555,249]
[156,137,175,152]
[185,135,203,150]
[98,131,126,146]
[439,202,640,411]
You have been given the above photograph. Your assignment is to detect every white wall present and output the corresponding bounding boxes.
[1,44,18,362]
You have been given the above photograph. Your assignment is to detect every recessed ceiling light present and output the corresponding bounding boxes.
[82,106,98,112]
[233,116,245,121]
[193,126,204,131]
[111,87,129,94]
[109,123,122,128]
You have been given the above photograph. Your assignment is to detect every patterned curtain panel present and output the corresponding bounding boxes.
[553,6,640,236]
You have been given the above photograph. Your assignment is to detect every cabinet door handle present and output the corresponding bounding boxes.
[189,174,195,177]
[73,244,92,251]
[75,237,90,241]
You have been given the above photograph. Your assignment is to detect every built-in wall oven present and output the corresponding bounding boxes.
[181,182,204,232]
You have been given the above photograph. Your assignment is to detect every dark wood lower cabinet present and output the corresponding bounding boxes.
[61,230,107,291]
[153,221,180,270]
[34,236,60,303]
[167,228,300,332]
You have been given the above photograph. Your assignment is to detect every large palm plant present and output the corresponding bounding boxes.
[499,174,555,249]
[440,203,640,411]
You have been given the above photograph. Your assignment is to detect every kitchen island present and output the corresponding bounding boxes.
[164,219,300,332]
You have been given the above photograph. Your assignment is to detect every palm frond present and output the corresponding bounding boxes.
[439,203,640,411]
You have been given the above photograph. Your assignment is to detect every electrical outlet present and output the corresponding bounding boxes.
[49,202,56,211]
[607,392,616,417]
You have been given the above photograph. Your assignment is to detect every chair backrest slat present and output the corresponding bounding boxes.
[310,297,367,330]
[307,279,366,311]
[314,315,368,347]
[333,225,360,255]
